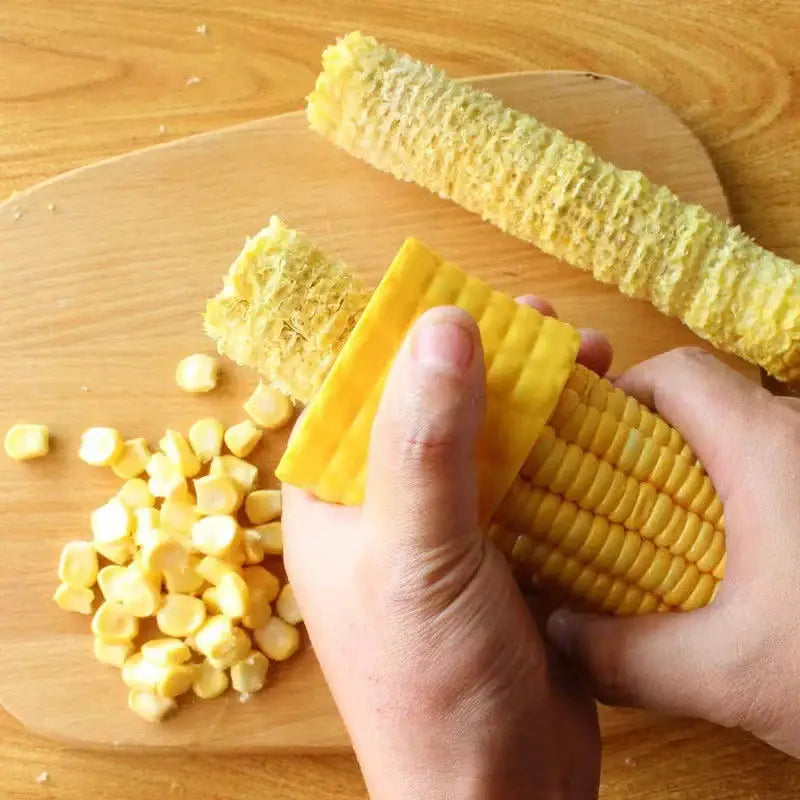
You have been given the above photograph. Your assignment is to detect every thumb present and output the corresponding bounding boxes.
[546,607,730,723]
[364,305,485,551]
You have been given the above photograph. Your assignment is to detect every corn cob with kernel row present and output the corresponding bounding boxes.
[307,32,800,382]
[205,219,726,615]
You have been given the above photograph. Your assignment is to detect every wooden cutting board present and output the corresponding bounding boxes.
[0,70,757,752]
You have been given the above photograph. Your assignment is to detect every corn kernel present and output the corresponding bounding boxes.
[133,508,160,548]
[242,566,280,603]
[207,627,251,670]
[276,583,302,625]
[141,638,191,666]
[53,582,94,614]
[188,417,224,462]
[111,438,151,479]
[117,478,155,510]
[128,689,176,723]
[217,572,249,619]
[244,383,293,430]
[58,541,98,588]
[202,586,221,613]
[196,555,239,585]
[194,474,241,516]
[97,565,127,602]
[145,452,186,499]
[255,522,282,555]
[132,552,162,586]
[231,651,269,694]
[140,531,190,574]
[176,353,218,393]
[93,538,135,565]
[160,430,201,478]
[91,498,133,544]
[224,539,246,566]
[242,528,264,565]
[192,660,229,699]
[209,455,258,493]
[93,637,133,668]
[122,653,160,692]
[163,560,205,595]
[242,592,272,630]
[157,593,206,637]
[160,497,201,533]
[122,654,193,698]
[91,601,139,642]
[244,489,281,525]
[117,564,162,618]
[224,420,262,459]
[4,423,49,460]
[194,614,235,660]
[191,515,240,558]
[79,427,124,466]
[254,616,299,661]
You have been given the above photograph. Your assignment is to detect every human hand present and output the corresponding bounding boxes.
[546,348,800,757]
[282,300,608,800]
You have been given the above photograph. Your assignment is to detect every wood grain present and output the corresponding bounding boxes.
[1,1,800,797]
[0,69,757,753]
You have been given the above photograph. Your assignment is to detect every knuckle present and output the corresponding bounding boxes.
[668,346,717,367]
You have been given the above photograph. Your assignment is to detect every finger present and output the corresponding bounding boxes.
[364,306,485,550]
[515,294,557,317]
[547,607,725,720]
[576,328,613,377]
[614,348,771,495]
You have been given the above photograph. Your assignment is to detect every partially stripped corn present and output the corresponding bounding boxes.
[4,423,49,460]
[206,221,728,615]
[306,31,800,382]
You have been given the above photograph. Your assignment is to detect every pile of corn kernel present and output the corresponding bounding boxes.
[6,353,304,723]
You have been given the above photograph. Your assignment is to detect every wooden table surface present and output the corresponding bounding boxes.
[2,1,800,797]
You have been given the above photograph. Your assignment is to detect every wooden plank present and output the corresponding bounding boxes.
[0,70,756,753]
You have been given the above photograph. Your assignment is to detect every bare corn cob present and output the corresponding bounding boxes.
[307,31,800,383]
[205,220,726,615]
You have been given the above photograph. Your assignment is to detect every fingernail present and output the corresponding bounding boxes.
[413,317,474,375]
[546,609,574,655]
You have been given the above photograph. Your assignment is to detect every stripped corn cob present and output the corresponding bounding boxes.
[307,32,800,383]
[205,220,726,615]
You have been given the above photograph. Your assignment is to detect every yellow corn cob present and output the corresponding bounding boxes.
[205,220,726,615]
[307,32,800,383]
